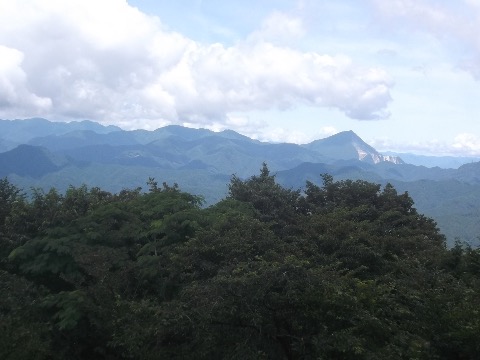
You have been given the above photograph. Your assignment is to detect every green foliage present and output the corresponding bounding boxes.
[0,177,24,226]
[228,163,303,238]
[0,178,27,263]
[0,270,51,360]
[1,171,479,359]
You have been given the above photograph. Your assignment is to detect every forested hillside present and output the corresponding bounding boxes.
[1,166,479,359]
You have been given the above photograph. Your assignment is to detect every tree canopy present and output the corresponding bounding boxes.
[1,167,479,359]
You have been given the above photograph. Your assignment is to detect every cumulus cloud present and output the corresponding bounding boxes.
[371,0,480,79]
[453,133,480,155]
[0,0,393,129]
[0,45,52,115]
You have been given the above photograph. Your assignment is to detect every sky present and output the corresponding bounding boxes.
[0,0,480,156]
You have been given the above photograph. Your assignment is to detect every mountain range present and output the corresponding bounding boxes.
[1,118,480,246]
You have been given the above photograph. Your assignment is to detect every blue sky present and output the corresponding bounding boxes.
[1,0,480,156]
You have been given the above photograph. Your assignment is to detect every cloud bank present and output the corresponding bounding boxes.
[0,0,393,129]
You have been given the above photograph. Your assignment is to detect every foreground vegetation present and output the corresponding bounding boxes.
[1,165,479,359]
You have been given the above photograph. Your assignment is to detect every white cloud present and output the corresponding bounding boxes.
[257,127,312,144]
[453,133,480,155]
[166,43,393,122]
[0,45,51,115]
[371,0,480,79]
[0,0,393,130]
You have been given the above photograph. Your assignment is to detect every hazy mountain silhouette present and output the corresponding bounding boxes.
[0,118,120,146]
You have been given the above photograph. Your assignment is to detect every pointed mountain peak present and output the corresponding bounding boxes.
[305,131,404,165]
[322,130,365,144]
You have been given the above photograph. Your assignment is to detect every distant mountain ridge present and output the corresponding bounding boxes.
[2,118,480,246]
[2,118,472,168]
[0,118,121,144]
[0,119,475,180]
[0,118,405,179]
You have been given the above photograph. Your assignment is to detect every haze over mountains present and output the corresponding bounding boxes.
[2,118,480,246]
